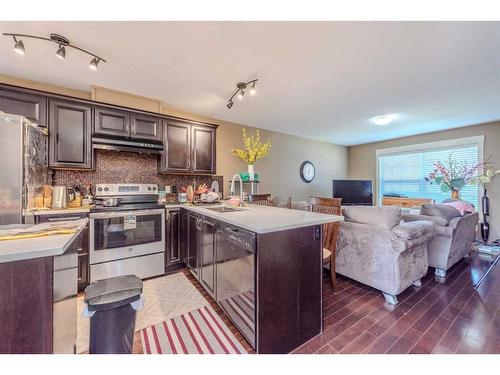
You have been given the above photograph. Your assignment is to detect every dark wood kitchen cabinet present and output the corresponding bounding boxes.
[191,125,216,174]
[131,114,162,142]
[165,208,185,273]
[49,100,93,170]
[200,218,216,298]
[160,120,217,174]
[94,107,130,138]
[183,210,216,298]
[161,120,191,173]
[180,207,323,354]
[185,211,201,277]
[0,87,48,127]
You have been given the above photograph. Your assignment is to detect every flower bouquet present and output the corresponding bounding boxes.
[425,155,485,199]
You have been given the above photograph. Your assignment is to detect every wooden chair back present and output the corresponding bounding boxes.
[309,197,342,251]
[248,193,272,206]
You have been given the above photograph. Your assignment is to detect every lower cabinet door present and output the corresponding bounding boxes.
[165,209,182,270]
[186,213,200,277]
[200,219,216,297]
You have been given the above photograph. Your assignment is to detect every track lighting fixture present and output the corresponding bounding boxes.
[89,58,99,71]
[249,81,256,96]
[226,79,258,109]
[3,32,107,70]
[56,45,66,60]
[13,37,25,55]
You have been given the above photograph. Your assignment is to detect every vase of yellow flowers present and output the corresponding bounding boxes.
[231,129,272,181]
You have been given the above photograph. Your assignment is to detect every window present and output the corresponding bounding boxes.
[376,136,484,208]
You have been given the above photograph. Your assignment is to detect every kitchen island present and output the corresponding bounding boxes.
[0,219,87,354]
[179,204,343,354]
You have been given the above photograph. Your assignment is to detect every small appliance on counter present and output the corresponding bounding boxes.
[52,186,77,209]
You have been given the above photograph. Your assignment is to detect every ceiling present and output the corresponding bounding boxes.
[0,21,499,146]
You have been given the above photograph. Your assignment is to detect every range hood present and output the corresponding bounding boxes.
[92,137,163,155]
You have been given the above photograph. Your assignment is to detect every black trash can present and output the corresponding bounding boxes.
[84,274,143,354]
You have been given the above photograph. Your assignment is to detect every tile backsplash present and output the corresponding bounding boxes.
[52,150,223,196]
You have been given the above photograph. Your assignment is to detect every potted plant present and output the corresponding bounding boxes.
[425,155,485,200]
[231,129,272,181]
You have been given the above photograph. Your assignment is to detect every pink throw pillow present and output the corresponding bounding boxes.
[442,200,475,215]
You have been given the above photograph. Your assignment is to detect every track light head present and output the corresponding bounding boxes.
[89,57,99,71]
[13,37,25,55]
[56,45,66,60]
[227,101,234,109]
[249,81,256,96]
[238,89,245,100]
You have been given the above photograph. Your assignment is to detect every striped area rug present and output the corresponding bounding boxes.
[140,305,247,354]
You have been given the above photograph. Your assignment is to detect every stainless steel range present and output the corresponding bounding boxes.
[89,183,165,282]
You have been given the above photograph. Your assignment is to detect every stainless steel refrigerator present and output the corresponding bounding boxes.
[0,113,51,225]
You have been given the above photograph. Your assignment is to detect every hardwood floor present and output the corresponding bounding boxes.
[293,251,500,354]
[132,251,499,354]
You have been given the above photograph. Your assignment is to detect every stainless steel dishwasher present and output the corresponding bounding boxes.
[215,224,256,349]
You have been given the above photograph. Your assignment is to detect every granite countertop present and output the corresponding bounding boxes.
[0,218,88,263]
[181,204,343,234]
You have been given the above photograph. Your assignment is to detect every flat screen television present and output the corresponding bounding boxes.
[332,179,373,206]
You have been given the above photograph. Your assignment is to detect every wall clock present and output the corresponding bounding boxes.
[300,161,316,183]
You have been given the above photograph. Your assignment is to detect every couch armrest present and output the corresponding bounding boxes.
[402,213,448,227]
[392,220,435,240]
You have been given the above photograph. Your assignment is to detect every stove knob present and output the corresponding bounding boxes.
[97,187,103,192]
[148,186,152,191]
[104,187,109,192]
[152,187,156,191]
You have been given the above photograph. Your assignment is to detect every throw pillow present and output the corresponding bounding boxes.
[420,203,461,223]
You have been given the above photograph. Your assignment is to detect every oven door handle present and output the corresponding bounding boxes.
[90,209,165,219]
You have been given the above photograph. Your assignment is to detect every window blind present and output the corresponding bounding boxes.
[378,144,479,208]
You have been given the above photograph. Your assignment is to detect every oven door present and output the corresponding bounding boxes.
[90,209,165,264]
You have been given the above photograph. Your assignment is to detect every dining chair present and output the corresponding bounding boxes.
[309,196,342,290]
[248,193,272,206]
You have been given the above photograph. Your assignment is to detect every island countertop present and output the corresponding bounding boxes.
[181,204,343,233]
[0,218,88,263]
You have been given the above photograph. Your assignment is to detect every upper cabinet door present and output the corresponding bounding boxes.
[130,114,162,142]
[94,107,130,138]
[191,125,216,174]
[0,87,48,127]
[49,100,93,170]
[161,120,191,173]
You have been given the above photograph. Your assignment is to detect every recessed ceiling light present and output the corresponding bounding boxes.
[370,114,399,126]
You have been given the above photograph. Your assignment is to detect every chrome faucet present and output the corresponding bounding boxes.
[230,174,244,207]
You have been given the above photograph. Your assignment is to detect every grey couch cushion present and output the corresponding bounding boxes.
[342,206,401,230]
[402,213,449,227]
[420,204,461,223]
[392,220,435,240]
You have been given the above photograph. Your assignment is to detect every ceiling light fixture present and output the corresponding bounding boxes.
[13,36,25,55]
[226,79,258,109]
[3,32,107,70]
[370,113,399,126]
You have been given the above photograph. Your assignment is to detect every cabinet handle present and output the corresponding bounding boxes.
[47,216,83,222]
